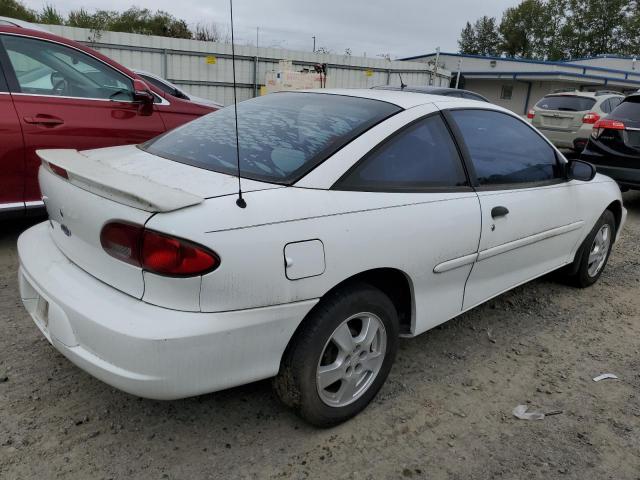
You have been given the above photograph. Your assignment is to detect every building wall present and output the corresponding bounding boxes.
[567,57,640,72]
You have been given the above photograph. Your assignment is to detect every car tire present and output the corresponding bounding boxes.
[273,282,399,427]
[569,210,616,288]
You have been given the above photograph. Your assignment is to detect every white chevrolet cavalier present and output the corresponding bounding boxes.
[18,89,626,426]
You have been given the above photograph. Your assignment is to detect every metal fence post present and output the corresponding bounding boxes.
[254,56,258,97]
[162,48,168,78]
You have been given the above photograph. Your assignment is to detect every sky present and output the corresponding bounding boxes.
[21,0,519,58]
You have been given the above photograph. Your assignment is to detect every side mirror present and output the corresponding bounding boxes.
[132,79,154,116]
[568,159,596,182]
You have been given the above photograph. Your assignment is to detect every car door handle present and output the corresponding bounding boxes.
[23,115,64,126]
[491,206,509,218]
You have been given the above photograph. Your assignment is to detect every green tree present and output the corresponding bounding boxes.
[458,21,478,54]
[0,0,37,22]
[499,0,547,58]
[474,16,501,56]
[37,5,65,25]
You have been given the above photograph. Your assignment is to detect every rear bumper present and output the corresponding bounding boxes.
[537,127,590,150]
[18,222,318,400]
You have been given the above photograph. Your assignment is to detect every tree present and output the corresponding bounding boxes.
[474,16,501,56]
[0,0,37,22]
[499,0,547,58]
[38,5,65,25]
[458,22,478,54]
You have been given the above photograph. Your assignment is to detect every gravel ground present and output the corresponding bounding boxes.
[1,192,640,480]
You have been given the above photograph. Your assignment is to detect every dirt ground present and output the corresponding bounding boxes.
[1,192,639,480]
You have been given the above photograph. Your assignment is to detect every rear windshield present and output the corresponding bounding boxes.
[143,92,401,184]
[610,97,640,122]
[535,95,596,112]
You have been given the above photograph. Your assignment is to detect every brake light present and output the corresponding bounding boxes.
[47,162,69,179]
[100,222,220,276]
[141,230,219,276]
[591,118,626,138]
[582,112,600,124]
[527,109,535,119]
[593,118,625,130]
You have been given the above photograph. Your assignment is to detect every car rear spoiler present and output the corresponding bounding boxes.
[36,149,204,213]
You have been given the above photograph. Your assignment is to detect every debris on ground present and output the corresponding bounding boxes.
[593,373,619,382]
[513,405,545,420]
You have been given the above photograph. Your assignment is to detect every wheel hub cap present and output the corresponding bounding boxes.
[587,224,611,277]
[316,312,387,407]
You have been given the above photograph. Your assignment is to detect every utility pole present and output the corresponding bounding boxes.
[455,58,462,89]
[256,27,259,49]
[312,36,316,52]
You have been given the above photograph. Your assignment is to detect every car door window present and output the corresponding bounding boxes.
[1,35,133,101]
[450,109,562,186]
[336,115,468,191]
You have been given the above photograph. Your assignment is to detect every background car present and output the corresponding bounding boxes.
[581,93,640,190]
[18,89,624,426]
[133,69,224,109]
[372,85,489,102]
[0,23,218,219]
[528,90,624,151]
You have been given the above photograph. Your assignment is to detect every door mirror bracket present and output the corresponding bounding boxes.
[132,79,154,116]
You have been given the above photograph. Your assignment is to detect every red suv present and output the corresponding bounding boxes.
[0,25,217,218]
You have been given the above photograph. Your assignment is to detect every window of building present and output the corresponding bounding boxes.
[500,85,513,100]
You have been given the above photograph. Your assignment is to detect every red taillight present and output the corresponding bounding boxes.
[141,230,219,276]
[527,109,535,119]
[48,162,69,179]
[582,112,600,124]
[100,222,143,266]
[100,222,219,276]
[593,118,625,130]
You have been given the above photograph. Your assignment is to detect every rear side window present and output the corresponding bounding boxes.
[451,109,562,186]
[336,115,467,191]
[144,92,401,184]
[535,95,595,112]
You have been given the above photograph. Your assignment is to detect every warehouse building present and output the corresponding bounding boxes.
[401,52,640,115]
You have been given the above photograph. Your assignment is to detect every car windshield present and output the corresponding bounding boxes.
[535,95,596,112]
[143,92,401,184]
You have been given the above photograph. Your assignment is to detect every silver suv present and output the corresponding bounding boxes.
[529,91,624,151]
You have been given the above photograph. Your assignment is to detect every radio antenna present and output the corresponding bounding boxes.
[229,0,246,208]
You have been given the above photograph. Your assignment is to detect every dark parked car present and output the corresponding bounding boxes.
[581,94,640,190]
[372,85,489,102]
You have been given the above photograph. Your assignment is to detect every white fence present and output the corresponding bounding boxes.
[40,24,450,106]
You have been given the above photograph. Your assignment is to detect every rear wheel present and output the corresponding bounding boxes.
[568,210,615,288]
[274,283,399,427]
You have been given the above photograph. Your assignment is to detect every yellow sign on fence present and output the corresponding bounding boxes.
[206,55,217,65]
[365,69,373,77]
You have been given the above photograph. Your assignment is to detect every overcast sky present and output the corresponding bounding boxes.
[22,0,519,58]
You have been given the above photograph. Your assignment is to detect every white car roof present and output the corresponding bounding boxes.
[298,88,503,111]
[0,16,49,32]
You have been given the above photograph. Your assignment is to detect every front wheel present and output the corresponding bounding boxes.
[273,283,399,427]
[569,210,616,288]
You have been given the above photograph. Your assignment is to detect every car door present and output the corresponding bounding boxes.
[0,55,24,214]
[333,112,481,334]
[0,33,166,203]
[443,107,583,310]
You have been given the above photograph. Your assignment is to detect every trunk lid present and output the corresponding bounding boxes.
[38,145,280,299]
[533,95,595,132]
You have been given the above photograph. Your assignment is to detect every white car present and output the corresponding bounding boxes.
[18,89,626,426]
